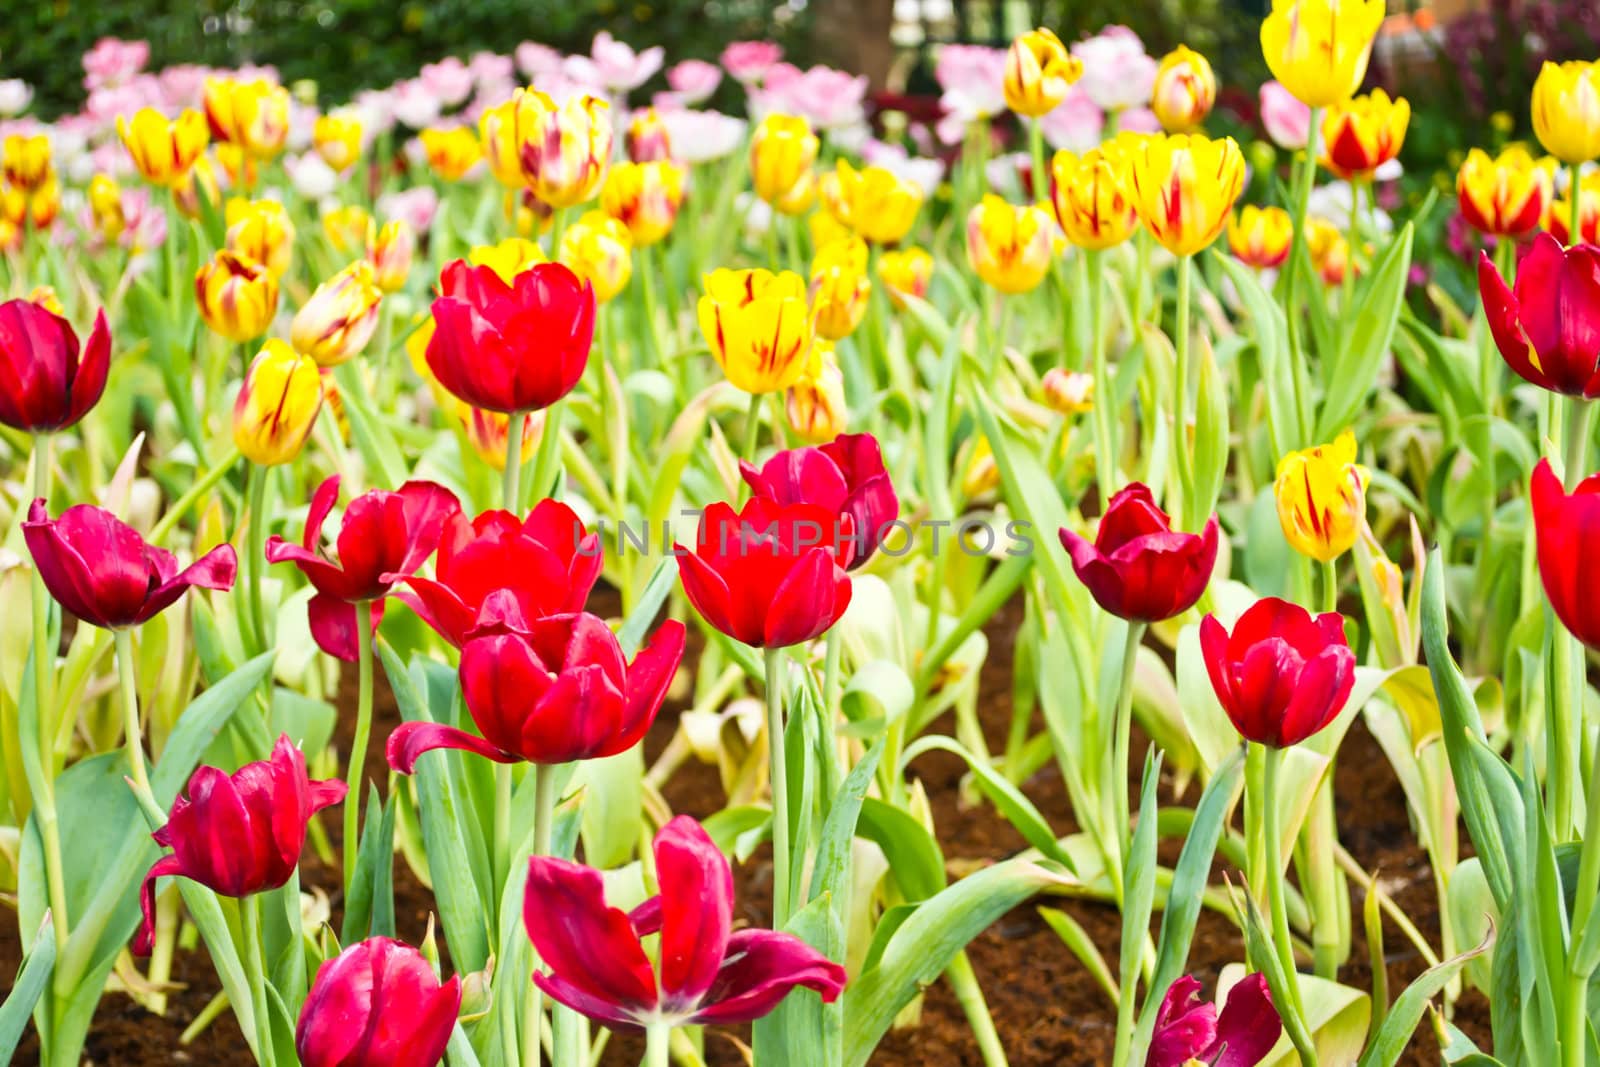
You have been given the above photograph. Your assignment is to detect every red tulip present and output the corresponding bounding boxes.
[1479,232,1600,397]
[136,735,344,954]
[396,500,601,647]
[1200,597,1355,748]
[1147,973,1280,1067]
[296,937,461,1067]
[1531,457,1600,650]
[387,612,684,771]
[23,499,236,629]
[0,299,111,432]
[1057,483,1218,622]
[523,815,846,1029]
[739,432,900,569]
[676,497,854,648]
[265,475,459,662]
[425,259,594,415]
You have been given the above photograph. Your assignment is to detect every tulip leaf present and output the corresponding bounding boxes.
[1038,906,1119,1005]
[754,893,841,1067]
[808,741,883,913]
[1355,928,1494,1067]
[575,749,643,870]
[1212,251,1296,455]
[1191,335,1230,529]
[342,783,397,944]
[615,557,678,657]
[1315,223,1414,442]
[854,798,945,901]
[0,911,54,1063]
[333,361,409,490]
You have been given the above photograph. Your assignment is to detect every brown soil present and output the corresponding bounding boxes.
[0,590,1492,1065]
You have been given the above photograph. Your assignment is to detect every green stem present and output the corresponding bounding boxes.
[549,208,568,263]
[28,436,70,956]
[644,1021,671,1067]
[765,207,782,269]
[148,448,242,546]
[1571,162,1583,245]
[1028,119,1048,211]
[503,410,528,511]
[739,390,764,468]
[638,244,665,369]
[1262,747,1307,1021]
[343,605,374,896]
[765,647,792,928]
[245,464,268,654]
[1087,250,1117,498]
[524,766,557,1067]
[1285,108,1323,447]
[1341,181,1362,311]
[529,402,565,502]
[1320,558,1338,615]
[1551,399,1594,837]
[1109,622,1146,869]
[240,896,275,1067]
[1173,254,1194,527]
[493,763,512,895]
[945,951,1009,1067]
[115,630,152,799]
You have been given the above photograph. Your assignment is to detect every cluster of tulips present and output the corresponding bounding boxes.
[6,0,1600,1065]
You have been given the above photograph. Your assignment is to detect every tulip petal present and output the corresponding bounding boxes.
[394,578,474,648]
[1278,645,1355,747]
[763,548,845,647]
[676,544,739,642]
[134,853,186,956]
[523,854,658,1014]
[138,542,239,624]
[690,928,847,1025]
[69,309,113,427]
[624,621,687,733]
[654,815,734,1009]
[385,721,520,774]
[1199,613,1237,716]
[1206,972,1281,1066]
[308,593,383,663]
[531,972,646,1030]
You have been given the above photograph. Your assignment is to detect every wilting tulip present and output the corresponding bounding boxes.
[118,108,208,187]
[427,259,595,414]
[1307,217,1351,285]
[966,195,1054,295]
[389,612,685,770]
[750,114,819,205]
[697,268,814,394]
[398,501,601,647]
[1259,0,1385,109]
[1320,89,1409,181]
[600,160,686,246]
[810,237,871,341]
[1531,458,1600,651]
[1547,171,1600,245]
[1059,483,1218,622]
[290,261,383,368]
[1049,148,1139,250]
[23,499,236,630]
[626,106,674,163]
[234,340,323,466]
[1532,60,1600,165]
[3,133,51,192]
[523,816,847,1029]
[312,111,363,172]
[454,400,542,472]
[266,475,460,661]
[0,296,111,434]
[296,938,461,1067]
[135,735,344,954]
[832,160,922,244]
[468,236,547,283]
[1274,429,1369,562]
[878,246,933,309]
[1042,368,1095,415]
[741,433,899,568]
[366,220,414,292]
[1201,598,1355,747]
[225,198,295,278]
[785,344,847,442]
[1228,205,1294,270]
[560,210,633,303]
[677,497,854,647]
[203,77,291,159]
[1003,28,1083,118]
[322,203,373,253]
[195,250,279,343]
[1126,133,1246,256]
[1479,233,1600,396]
[1150,46,1216,133]
[509,89,613,208]
[1147,973,1282,1067]
[419,126,483,182]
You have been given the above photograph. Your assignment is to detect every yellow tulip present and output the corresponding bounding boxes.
[215,142,259,190]
[1041,368,1095,415]
[367,220,414,293]
[505,187,554,237]
[1049,148,1139,250]
[469,237,547,283]
[879,246,934,309]
[405,311,437,383]
[511,90,614,208]
[1457,146,1552,237]
[1260,0,1384,108]
[1274,429,1370,562]
[966,195,1054,295]
[809,237,871,341]
[626,107,674,163]
[455,400,542,472]
[600,160,686,246]
[233,339,324,466]
[785,343,847,443]
[87,175,126,243]
[1126,133,1246,256]
[560,210,633,303]
[1227,205,1294,270]
[118,108,208,187]
[478,99,525,188]
[420,126,483,182]
[29,286,65,316]
[962,436,1001,497]
[697,268,814,394]
[1307,217,1350,286]
[1150,46,1217,132]
[1004,28,1083,118]
[774,168,817,216]
[291,261,384,368]
[832,160,923,244]
[750,114,819,205]
[203,77,291,159]
[1532,60,1600,164]
[1320,89,1409,181]
[225,198,296,278]
[322,204,373,253]
[195,250,279,343]
[172,156,221,219]
[2,134,51,192]
[314,111,364,172]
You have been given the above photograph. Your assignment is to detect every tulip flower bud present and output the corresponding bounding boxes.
[88,174,127,243]
[966,195,1054,294]
[1150,46,1217,132]
[296,938,461,1067]
[1003,28,1083,118]
[750,114,819,206]
[1060,483,1218,621]
[118,108,209,187]
[312,110,363,172]
[1274,429,1369,562]
[600,160,686,246]
[962,436,1001,497]
[785,344,847,443]
[833,160,923,244]
[419,126,483,182]
[291,260,384,367]
[1320,89,1409,181]
[878,247,933,309]
[1041,368,1094,415]
[1227,205,1294,270]
[225,198,296,277]
[468,236,547,283]
[1532,60,1600,164]
[367,219,414,292]
[0,299,110,433]
[172,157,221,220]
[322,203,372,253]
[1307,217,1350,285]
[511,89,613,209]
[697,268,814,394]
[1260,0,1385,109]
[234,339,323,466]
[560,210,633,303]
[455,399,542,472]
[1126,133,1246,256]
[1201,598,1355,747]
[2,133,52,192]
[626,106,674,163]
[809,237,871,341]
[203,76,291,160]
[1049,148,1139,251]
[195,250,279,343]
[1457,147,1550,238]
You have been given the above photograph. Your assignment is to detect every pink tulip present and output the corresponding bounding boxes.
[296,938,461,1067]
[588,31,664,94]
[516,42,565,80]
[1072,26,1158,112]
[420,56,475,108]
[657,109,747,164]
[721,41,783,84]
[83,37,149,92]
[1040,87,1105,152]
[935,45,1007,143]
[773,66,869,130]
[666,59,723,105]
[377,186,439,233]
[468,52,515,88]
[1260,80,1311,151]
[390,78,441,130]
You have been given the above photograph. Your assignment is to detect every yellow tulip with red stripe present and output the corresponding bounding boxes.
[879,247,934,309]
[1307,218,1350,285]
[1532,60,1600,164]
[1274,429,1370,562]
[87,175,126,243]
[1458,146,1551,237]
[172,157,220,219]
[1151,46,1217,132]
[469,237,546,283]
[314,111,364,172]
[1227,205,1294,270]
[118,108,208,187]
[698,268,814,394]
[511,90,614,208]
[322,204,372,253]
[1126,133,1246,256]
[1260,0,1385,108]
[233,339,324,466]
[833,160,922,244]
[1320,89,1409,181]
[1042,368,1094,415]
[785,343,847,443]
[291,260,384,368]
[1545,170,1600,245]
[1003,28,1083,118]
[478,99,524,188]
[809,237,871,341]
[3,134,51,192]
[750,114,819,205]
[966,195,1054,294]
[455,400,542,472]
[600,160,686,246]
[560,210,633,303]
[226,198,296,277]
[1049,148,1139,250]
[626,107,674,163]
[203,77,290,159]
[420,126,483,182]
[196,250,279,343]
[367,220,414,293]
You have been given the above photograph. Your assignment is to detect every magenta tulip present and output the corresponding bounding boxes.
[1147,973,1280,1067]
[1058,482,1218,622]
[0,299,111,433]
[1478,232,1600,397]
[1200,597,1356,748]
[739,432,900,568]
[296,937,461,1067]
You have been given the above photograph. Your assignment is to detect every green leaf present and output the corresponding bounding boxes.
[1315,224,1414,441]
[341,784,397,944]
[0,912,54,1061]
[615,557,678,656]
[855,798,945,901]
[1038,906,1119,1005]
[1191,336,1230,526]
[808,742,884,910]
[1356,928,1494,1067]
[1212,251,1296,454]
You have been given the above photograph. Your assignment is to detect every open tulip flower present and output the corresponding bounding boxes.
[1050,148,1139,251]
[296,937,462,1067]
[202,76,290,160]
[1126,132,1246,256]
[0,298,110,433]
[135,735,344,954]
[1320,89,1409,182]
[966,195,1055,294]
[1259,0,1385,109]
[118,107,208,187]
[600,159,686,246]
[740,433,899,568]
[1059,483,1218,622]
[1228,205,1294,270]
[510,89,614,209]
[1146,973,1281,1067]
[1479,232,1600,397]
[1532,60,1600,165]
[522,815,847,1030]
[24,499,237,629]
[697,268,814,393]
[266,475,460,661]
[1532,458,1600,651]
[1003,28,1083,117]
[388,611,685,770]
[833,159,922,244]
[1274,430,1369,562]
[1201,597,1355,747]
